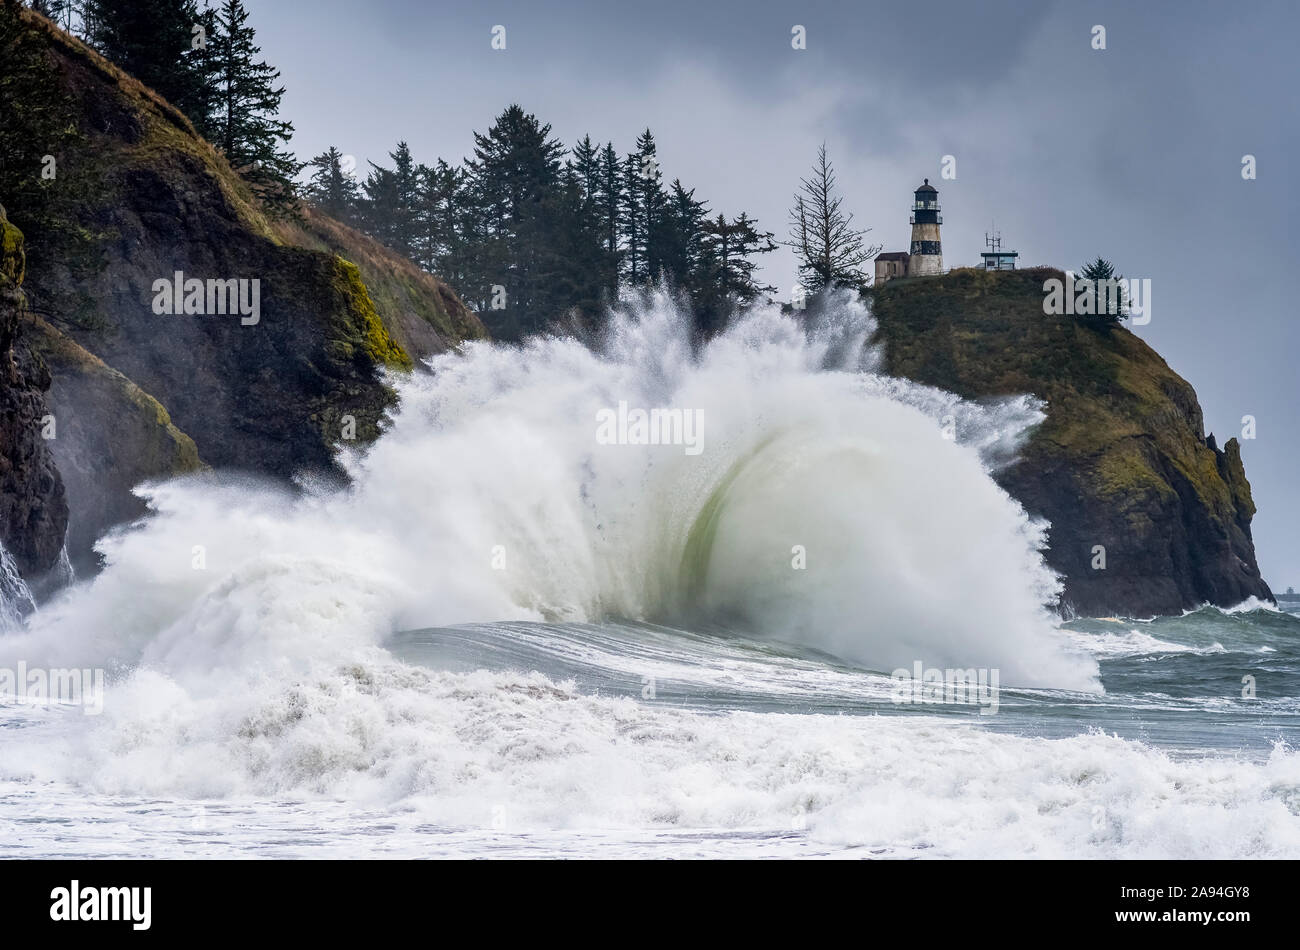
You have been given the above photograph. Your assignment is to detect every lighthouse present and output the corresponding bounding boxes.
[907,179,943,276]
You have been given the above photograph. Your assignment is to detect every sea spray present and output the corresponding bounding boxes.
[0,541,35,632]
[1,288,1093,687]
[0,287,1108,805]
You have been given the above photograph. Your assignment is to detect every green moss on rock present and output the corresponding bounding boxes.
[329,257,413,370]
[1,214,24,288]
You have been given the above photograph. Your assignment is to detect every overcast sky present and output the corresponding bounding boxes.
[244,0,1299,591]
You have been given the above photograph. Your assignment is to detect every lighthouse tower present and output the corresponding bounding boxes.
[907,179,943,276]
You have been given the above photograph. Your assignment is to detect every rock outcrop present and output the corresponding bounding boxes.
[274,206,486,364]
[22,314,203,575]
[0,4,485,573]
[869,267,1272,617]
[0,205,68,581]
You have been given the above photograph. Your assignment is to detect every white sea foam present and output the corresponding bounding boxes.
[0,541,35,632]
[1065,628,1227,658]
[1221,596,1281,615]
[1,662,1295,858]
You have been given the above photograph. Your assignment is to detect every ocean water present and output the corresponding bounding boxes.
[1,291,1296,858]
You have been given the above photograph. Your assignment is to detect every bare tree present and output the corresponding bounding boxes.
[786,144,880,294]
[26,1,84,35]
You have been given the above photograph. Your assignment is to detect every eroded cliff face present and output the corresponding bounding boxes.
[22,313,203,576]
[869,267,1272,617]
[0,205,67,581]
[0,6,484,572]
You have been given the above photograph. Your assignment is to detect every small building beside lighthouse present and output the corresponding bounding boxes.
[907,179,943,276]
[873,251,910,284]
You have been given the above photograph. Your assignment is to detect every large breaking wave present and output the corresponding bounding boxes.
[8,288,1230,851]
[2,288,1092,687]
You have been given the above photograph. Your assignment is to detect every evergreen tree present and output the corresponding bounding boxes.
[417,158,470,287]
[551,155,614,328]
[657,179,708,290]
[593,142,623,293]
[1077,256,1127,324]
[83,0,210,124]
[207,0,298,207]
[1,0,83,254]
[360,161,399,248]
[622,129,665,285]
[701,213,775,306]
[571,135,601,214]
[360,142,420,258]
[786,144,879,294]
[561,136,619,319]
[288,105,783,341]
[304,146,360,223]
[465,104,567,337]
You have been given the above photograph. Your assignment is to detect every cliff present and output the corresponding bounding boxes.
[868,267,1272,617]
[272,207,487,363]
[22,313,203,575]
[0,3,484,574]
[0,204,68,582]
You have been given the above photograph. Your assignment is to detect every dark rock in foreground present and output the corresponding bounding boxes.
[0,205,67,580]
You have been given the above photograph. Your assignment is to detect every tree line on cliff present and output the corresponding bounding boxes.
[26,0,296,201]
[304,114,783,339]
[17,0,883,340]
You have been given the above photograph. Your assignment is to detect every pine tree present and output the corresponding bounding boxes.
[571,135,601,214]
[417,159,470,285]
[83,0,210,124]
[657,179,708,290]
[786,144,879,294]
[622,129,665,285]
[360,161,398,250]
[360,142,421,258]
[207,0,298,207]
[551,155,615,328]
[561,136,619,320]
[465,105,567,337]
[299,106,784,340]
[594,142,623,293]
[692,213,776,334]
[1,0,83,253]
[413,161,442,273]
[1077,256,1127,324]
[304,146,360,223]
